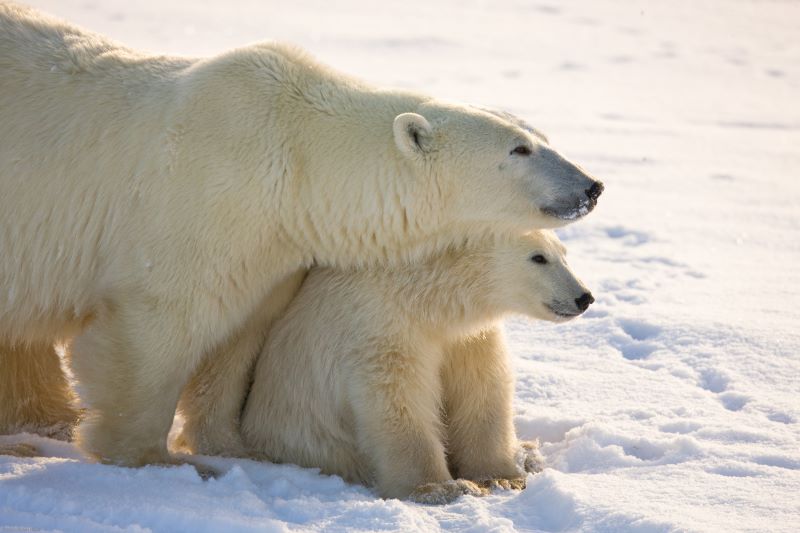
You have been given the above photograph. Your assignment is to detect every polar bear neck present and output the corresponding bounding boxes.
[208,44,462,269]
[278,89,455,269]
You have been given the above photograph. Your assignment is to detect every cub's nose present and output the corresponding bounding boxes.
[585,181,604,202]
[575,292,594,312]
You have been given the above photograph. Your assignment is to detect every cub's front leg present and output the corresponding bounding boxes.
[442,327,529,487]
[349,343,484,504]
[177,269,307,457]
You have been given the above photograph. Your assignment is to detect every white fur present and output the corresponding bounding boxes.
[0,4,598,465]
[240,231,590,500]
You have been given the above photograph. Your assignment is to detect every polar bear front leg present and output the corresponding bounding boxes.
[70,298,203,467]
[441,327,524,486]
[351,346,465,502]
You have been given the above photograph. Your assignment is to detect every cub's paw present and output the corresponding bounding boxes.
[518,440,544,474]
[476,477,527,491]
[183,459,222,481]
[0,442,40,458]
[161,452,223,480]
[408,479,488,505]
[174,426,247,458]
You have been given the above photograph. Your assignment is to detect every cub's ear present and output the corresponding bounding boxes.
[393,113,433,157]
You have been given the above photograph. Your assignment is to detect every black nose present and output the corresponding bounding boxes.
[585,181,604,202]
[575,292,594,312]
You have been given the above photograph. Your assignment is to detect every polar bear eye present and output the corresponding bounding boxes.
[530,254,548,264]
[511,145,531,156]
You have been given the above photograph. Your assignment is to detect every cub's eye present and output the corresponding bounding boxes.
[530,254,547,264]
[511,145,531,156]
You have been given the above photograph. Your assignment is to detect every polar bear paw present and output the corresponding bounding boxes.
[408,479,487,505]
[0,442,40,458]
[476,477,527,491]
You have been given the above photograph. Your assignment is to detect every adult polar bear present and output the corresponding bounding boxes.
[0,3,602,467]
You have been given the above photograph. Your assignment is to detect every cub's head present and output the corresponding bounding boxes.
[393,102,603,231]
[491,231,593,322]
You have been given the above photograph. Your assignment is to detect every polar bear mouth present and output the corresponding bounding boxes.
[541,196,595,221]
[545,304,581,319]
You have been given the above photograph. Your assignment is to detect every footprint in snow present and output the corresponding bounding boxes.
[766,412,795,424]
[718,391,750,412]
[695,369,753,413]
[618,318,661,341]
[752,455,800,471]
[697,368,730,393]
[613,340,658,360]
[610,318,661,360]
[604,225,650,247]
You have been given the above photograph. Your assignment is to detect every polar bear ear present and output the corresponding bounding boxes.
[393,113,433,157]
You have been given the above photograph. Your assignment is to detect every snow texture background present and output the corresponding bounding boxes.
[1,1,799,531]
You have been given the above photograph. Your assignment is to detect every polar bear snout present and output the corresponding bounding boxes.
[545,291,593,320]
[575,291,594,312]
[531,147,603,223]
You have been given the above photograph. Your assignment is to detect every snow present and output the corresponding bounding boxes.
[2,0,799,531]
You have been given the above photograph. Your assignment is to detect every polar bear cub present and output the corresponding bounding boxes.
[241,230,593,502]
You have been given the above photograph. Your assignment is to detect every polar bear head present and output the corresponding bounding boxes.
[490,230,593,322]
[393,102,603,231]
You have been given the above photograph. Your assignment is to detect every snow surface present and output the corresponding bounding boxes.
[2,0,799,531]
